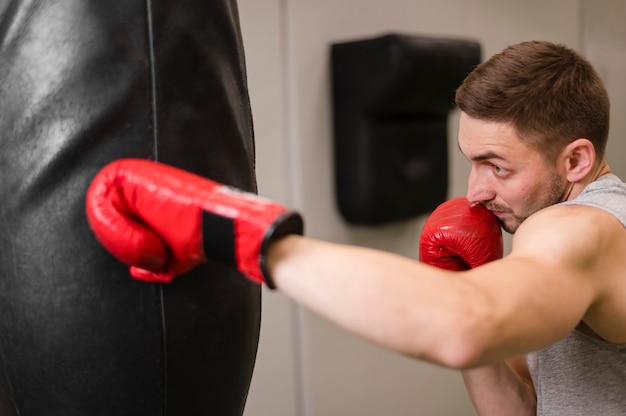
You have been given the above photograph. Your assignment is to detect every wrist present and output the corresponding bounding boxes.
[263,234,302,289]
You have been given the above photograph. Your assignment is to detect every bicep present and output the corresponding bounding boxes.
[464,215,601,362]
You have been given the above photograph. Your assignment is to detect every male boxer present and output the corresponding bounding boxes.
[87,40,626,415]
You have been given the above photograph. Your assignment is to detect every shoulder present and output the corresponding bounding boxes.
[511,204,620,270]
[512,198,626,343]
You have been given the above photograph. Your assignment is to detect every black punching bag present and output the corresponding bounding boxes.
[0,1,259,415]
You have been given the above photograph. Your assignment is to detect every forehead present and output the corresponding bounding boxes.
[457,113,534,161]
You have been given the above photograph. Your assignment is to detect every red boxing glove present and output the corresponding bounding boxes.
[419,197,503,270]
[85,158,303,287]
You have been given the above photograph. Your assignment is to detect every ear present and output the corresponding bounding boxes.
[562,138,596,182]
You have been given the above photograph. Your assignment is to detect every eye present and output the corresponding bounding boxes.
[492,164,509,176]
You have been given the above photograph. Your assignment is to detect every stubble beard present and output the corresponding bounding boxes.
[501,171,569,234]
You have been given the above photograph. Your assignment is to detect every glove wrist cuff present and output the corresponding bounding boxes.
[260,212,304,289]
[201,210,304,289]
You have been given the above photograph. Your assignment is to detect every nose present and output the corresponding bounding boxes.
[466,168,495,205]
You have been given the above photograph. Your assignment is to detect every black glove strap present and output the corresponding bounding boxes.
[201,211,237,265]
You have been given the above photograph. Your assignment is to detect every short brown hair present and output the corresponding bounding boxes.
[455,40,610,161]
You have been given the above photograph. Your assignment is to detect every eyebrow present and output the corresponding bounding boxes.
[457,142,507,162]
[469,151,506,162]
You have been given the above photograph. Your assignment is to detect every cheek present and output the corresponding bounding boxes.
[515,177,558,214]
[498,178,543,211]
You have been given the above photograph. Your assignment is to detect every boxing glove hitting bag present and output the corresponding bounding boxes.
[0,1,258,415]
[331,34,481,225]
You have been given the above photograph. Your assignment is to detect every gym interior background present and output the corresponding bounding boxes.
[238,1,626,415]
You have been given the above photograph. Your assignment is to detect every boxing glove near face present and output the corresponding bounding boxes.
[86,158,303,287]
[419,197,503,270]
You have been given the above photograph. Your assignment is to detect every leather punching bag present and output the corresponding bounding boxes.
[0,1,260,415]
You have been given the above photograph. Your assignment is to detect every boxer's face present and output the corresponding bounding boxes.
[458,113,569,234]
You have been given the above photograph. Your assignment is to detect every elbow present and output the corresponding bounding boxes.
[434,338,486,370]
[396,278,504,369]
[420,304,499,370]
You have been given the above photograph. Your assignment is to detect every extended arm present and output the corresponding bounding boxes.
[265,232,591,367]
[86,159,600,368]
[265,202,602,367]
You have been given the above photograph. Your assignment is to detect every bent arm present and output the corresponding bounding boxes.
[463,357,536,415]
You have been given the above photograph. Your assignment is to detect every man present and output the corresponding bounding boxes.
[452,40,624,415]
[86,41,626,415]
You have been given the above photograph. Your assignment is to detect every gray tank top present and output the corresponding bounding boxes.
[526,174,626,415]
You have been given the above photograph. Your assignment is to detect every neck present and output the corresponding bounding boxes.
[563,159,611,202]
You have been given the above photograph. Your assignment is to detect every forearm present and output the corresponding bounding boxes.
[266,235,489,367]
[462,360,536,416]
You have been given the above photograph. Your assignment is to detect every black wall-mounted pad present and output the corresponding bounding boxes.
[331,34,481,225]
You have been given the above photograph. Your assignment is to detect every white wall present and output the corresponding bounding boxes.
[238,1,626,415]
[583,0,626,181]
